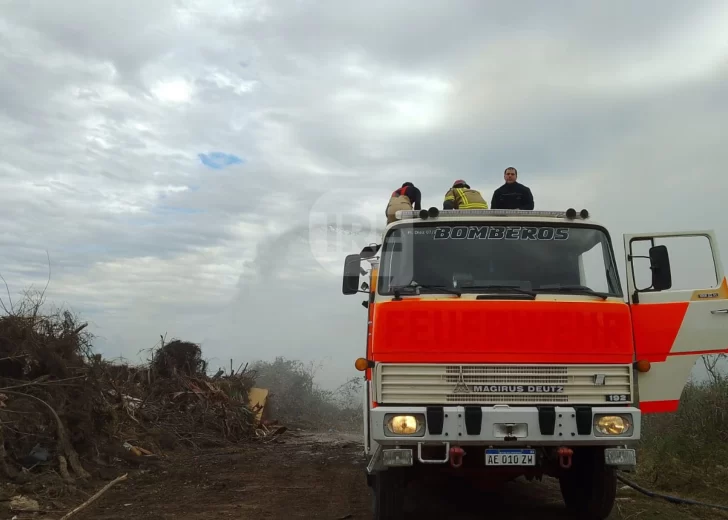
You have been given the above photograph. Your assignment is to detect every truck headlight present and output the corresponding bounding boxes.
[384,414,425,436]
[594,415,632,436]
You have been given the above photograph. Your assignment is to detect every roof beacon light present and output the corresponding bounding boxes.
[418,209,429,219]
[428,207,439,218]
[566,208,577,219]
[580,208,589,219]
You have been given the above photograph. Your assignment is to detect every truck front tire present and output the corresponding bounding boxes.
[370,469,407,519]
[558,447,617,520]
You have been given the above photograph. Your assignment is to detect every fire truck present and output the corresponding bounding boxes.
[341,207,728,520]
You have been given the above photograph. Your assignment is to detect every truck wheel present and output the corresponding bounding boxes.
[558,448,616,520]
[371,469,407,519]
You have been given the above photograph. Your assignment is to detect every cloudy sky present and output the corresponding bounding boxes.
[1,1,727,388]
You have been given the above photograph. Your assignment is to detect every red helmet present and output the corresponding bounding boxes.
[453,179,467,187]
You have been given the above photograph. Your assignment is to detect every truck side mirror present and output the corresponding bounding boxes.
[649,245,672,291]
[342,254,363,295]
[360,244,381,259]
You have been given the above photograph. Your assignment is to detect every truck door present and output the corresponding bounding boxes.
[624,231,728,413]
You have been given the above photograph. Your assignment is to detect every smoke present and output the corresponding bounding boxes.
[205,216,382,389]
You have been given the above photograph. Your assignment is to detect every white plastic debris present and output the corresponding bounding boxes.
[10,495,40,512]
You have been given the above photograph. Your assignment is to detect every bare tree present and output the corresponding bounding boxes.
[702,354,727,385]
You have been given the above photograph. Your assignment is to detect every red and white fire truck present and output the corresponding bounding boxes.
[341,207,728,520]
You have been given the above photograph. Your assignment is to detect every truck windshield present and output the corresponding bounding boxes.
[377,222,622,297]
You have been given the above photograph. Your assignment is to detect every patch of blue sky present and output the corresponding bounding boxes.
[198,152,245,170]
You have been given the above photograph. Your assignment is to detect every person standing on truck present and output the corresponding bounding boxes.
[490,166,534,210]
[385,182,422,224]
[443,180,489,210]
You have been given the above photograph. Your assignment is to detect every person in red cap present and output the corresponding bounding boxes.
[443,180,488,210]
[385,182,422,224]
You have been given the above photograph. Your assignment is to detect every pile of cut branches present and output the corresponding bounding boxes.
[0,291,256,486]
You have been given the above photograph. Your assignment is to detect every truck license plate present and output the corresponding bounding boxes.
[485,449,536,466]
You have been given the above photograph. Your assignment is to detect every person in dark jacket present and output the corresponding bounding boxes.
[385,182,422,224]
[491,167,534,210]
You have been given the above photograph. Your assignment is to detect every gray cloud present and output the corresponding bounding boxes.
[1,1,727,388]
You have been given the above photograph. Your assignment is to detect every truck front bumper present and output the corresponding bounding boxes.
[371,404,641,446]
[367,404,640,473]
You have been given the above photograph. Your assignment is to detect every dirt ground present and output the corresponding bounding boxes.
[7,430,728,520]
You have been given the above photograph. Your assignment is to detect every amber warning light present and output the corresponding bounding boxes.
[355,358,374,371]
[634,359,651,372]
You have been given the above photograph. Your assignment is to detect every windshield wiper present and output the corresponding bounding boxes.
[391,283,462,299]
[534,286,610,300]
[461,284,537,297]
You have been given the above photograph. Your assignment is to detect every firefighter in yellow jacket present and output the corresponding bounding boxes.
[385,182,422,224]
[443,179,488,210]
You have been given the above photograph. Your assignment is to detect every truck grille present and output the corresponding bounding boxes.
[374,363,633,405]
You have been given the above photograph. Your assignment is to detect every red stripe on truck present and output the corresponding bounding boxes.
[639,399,679,414]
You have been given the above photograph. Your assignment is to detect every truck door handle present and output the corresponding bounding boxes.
[710,309,728,314]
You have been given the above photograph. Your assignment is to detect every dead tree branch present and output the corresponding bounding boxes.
[0,272,12,315]
[60,473,128,520]
[1,389,90,479]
